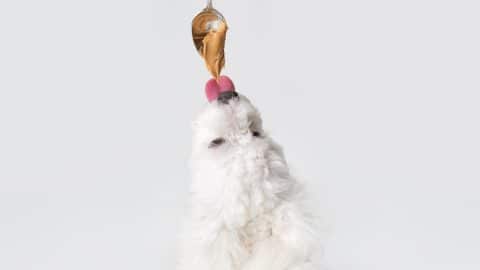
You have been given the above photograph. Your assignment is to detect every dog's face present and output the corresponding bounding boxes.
[192,94,264,156]
[191,93,291,199]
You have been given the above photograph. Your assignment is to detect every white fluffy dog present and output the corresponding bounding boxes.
[178,77,317,270]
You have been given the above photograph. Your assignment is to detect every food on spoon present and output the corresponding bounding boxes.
[192,9,228,78]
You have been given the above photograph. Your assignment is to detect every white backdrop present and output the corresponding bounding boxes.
[1,1,479,270]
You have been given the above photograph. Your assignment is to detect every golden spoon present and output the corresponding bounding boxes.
[192,0,228,78]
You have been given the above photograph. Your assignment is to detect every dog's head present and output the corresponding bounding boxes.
[191,79,292,198]
[192,92,266,158]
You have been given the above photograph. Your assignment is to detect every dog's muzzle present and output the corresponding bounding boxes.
[217,91,239,104]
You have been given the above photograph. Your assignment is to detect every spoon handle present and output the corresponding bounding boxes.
[206,0,213,9]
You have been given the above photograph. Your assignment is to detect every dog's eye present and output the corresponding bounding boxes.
[252,131,262,137]
[209,138,225,148]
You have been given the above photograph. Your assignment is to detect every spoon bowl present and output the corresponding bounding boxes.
[192,3,227,54]
[191,0,229,78]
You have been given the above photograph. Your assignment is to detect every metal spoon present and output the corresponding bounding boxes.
[191,0,227,54]
[191,0,228,78]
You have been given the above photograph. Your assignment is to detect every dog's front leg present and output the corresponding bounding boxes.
[241,237,316,270]
[241,202,317,270]
[178,217,249,270]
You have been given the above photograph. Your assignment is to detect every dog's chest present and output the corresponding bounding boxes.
[238,210,273,250]
[227,172,278,246]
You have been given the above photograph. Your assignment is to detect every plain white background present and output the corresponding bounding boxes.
[1,0,479,269]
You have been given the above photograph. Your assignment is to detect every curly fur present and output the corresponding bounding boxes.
[178,94,318,270]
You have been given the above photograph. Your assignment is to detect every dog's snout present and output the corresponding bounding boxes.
[217,91,239,104]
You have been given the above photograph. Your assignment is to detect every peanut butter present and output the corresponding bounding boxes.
[192,8,228,78]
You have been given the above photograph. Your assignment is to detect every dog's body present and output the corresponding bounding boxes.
[178,92,317,270]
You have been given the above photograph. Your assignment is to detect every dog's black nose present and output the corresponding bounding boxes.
[217,91,239,104]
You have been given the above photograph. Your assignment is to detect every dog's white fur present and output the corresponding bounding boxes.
[178,94,317,270]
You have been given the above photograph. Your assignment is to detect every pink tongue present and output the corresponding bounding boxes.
[217,75,235,93]
[205,79,221,102]
[204,76,236,102]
